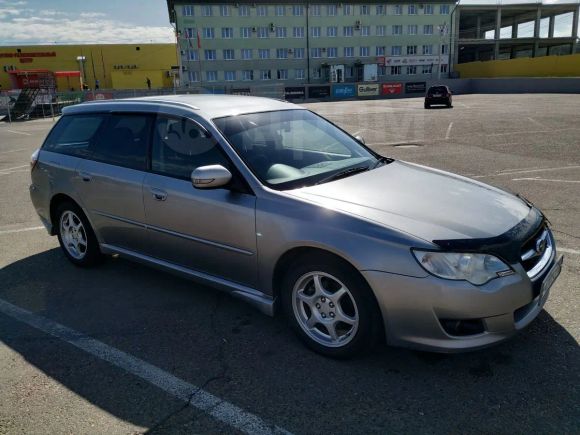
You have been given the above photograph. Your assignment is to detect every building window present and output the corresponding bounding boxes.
[258,27,269,38]
[276,27,287,38]
[239,5,250,16]
[360,5,370,15]
[242,70,254,81]
[311,47,322,58]
[424,4,434,15]
[184,27,195,39]
[407,45,417,55]
[392,25,403,36]
[441,64,448,73]
[343,26,354,37]
[361,26,370,36]
[182,5,194,16]
[257,5,267,16]
[186,49,198,61]
[422,65,433,74]
[391,66,401,75]
[378,65,386,76]
[327,26,337,37]
[220,5,230,16]
[360,47,370,57]
[223,49,235,60]
[408,25,418,35]
[312,68,321,79]
[187,71,198,82]
[222,28,233,39]
[224,71,236,81]
[202,5,212,16]
[376,25,386,36]
[276,5,285,16]
[295,69,305,79]
[327,4,337,16]
[345,66,353,78]
[441,44,449,55]
[206,71,218,81]
[343,4,353,15]
[293,5,304,16]
[344,46,354,57]
[204,49,216,60]
[393,4,402,15]
[408,4,417,15]
[422,44,433,55]
[277,69,288,80]
[424,25,434,35]
[258,49,270,59]
[241,48,253,59]
[376,46,385,56]
[241,27,252,38]
[260,70,271,80]
[202,28,214,39]
[376,4,386,15]
[311,26,321,38]
[407,66,417,75]
[293,26,305,38]
[327,47,338,58]
[276,48,288,59]
[391,46,402,56]
[440,4,450,14]
[311,4,321,16]
[294,47,305,58]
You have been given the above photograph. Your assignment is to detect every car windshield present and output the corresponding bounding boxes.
[213,109,383,190]
[428,86,447,94]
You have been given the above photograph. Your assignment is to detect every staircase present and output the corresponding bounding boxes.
[10,88,41,120]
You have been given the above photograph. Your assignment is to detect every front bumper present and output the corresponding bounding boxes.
[362,254,563,352]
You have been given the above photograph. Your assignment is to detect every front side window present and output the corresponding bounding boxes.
[43,114,106,158]
[213,110,380,190]
[152,116,228,180]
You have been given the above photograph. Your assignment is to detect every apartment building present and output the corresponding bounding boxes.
[167,1,456,87]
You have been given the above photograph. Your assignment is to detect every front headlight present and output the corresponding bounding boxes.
[412,250,512,285]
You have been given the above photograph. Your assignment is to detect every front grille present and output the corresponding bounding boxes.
[520,226,553,279]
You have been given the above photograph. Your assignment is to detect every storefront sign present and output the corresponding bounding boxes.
[381,83,403,96]
[384,55,449,66]
[308,85,331,99]
[113,64,138,70]
[376,56,385,66]
[332,84,356,98]
[405,82,427,94]
[231,88,251,96]
[357,83,379,97]
[284,86,306,100]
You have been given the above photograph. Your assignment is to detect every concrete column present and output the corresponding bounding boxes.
[548,15,555,38]
[572,6,579,53]
[533,7,541,57]
[512,18,518,39]
[476,15,482,39]
[495,6,502,40]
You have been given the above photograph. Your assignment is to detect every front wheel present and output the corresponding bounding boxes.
[56,202,103,267]
[281,254,382,358]
[424,102,430,109]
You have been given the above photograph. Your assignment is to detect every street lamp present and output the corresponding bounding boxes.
[76,56,86,88]
[437,23,448,80]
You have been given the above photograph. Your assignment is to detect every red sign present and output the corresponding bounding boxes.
[0,52,56,58]
[376,56,385,66]
[381,83,403,96]
[19,58,33,63]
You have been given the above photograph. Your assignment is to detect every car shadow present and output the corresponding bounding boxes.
[1,248,578,433]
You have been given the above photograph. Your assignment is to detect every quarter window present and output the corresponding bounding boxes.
[43,114,106,158]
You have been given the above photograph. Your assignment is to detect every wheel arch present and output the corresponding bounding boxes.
[49,193,85,236]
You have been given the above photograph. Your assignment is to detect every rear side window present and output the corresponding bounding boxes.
[43,115,106,158]
[90,113,153,171]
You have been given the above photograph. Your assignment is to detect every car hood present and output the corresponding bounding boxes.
[287,160,531,243]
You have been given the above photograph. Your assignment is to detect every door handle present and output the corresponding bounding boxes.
[78,171,92,182]
[150,188,167,201]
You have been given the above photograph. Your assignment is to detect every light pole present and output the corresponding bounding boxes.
[76,56,86,88]
[437,23,448,80]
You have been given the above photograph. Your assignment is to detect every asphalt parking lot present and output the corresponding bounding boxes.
[0,93,578,434]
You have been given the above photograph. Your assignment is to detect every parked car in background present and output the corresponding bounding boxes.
[29,95,562,358]
[425,85,453,108]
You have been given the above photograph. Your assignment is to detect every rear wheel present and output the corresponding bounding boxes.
[424,102,430,109]
[281,253,382,358]
[56,201,103,267]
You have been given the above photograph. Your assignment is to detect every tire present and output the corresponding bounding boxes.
[280,253,382,358]
[55,201,103,267]
[424,102,430,109]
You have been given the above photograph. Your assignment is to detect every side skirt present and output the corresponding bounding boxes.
[100,244,275,317]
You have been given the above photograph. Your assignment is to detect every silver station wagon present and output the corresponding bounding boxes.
[29,95,563,358]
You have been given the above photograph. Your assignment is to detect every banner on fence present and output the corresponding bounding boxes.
[332,84,356,98]
[308,86,331,99]
[357,83,380,97]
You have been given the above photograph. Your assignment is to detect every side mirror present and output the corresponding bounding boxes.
[191,165,232,189]
[354,135,365,144]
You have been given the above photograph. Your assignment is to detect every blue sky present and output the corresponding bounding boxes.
[0,0,174,45]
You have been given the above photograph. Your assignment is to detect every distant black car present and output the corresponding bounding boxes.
[425,85,452,109]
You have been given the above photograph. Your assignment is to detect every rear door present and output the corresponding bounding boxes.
[142,115,258,287]
[75,112,153,252]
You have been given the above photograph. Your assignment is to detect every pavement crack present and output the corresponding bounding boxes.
[553,229,580,240]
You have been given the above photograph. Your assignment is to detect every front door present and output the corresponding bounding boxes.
[142,115,258,287]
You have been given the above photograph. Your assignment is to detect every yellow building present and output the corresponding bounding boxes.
[0,43,178,91]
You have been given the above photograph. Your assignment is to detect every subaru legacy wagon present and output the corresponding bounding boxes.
[29,95,563,358]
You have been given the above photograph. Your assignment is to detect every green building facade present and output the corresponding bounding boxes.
[167,1,457,87]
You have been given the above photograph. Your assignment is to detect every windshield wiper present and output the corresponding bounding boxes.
[371,156,393,169]
[315,166,370,185]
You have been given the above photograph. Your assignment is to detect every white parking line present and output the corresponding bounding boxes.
[445,122,453,140]
[5,130,32,136]
[0,164,28,173]
[559,247,580,255]
[512,177,580,184]
[527,117,546,129]
[0,226,45,235]
[475,165,580,178]
[0,298,291,435]
[0,148,27,155]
